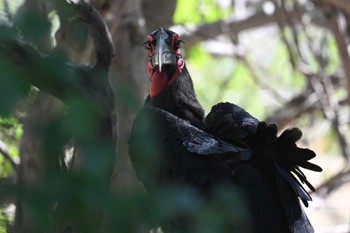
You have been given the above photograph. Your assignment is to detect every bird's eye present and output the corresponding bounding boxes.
[143,41,153,50]
[174,39,185,50]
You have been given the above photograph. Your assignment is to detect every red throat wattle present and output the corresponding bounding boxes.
[148,58,184,97]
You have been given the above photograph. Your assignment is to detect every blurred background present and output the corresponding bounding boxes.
[0,0,349,232]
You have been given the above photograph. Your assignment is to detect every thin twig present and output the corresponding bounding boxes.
[293,1,323,72]
[265,89,318,127]
[325,4,350,96]
[315,4,350,160]
[272,0,297,69]
[218,20,286,104]
[289,1,305,64]
[176,5,310,48]
[309,72,350,160]
[291,0,312,67]
[240,56,286,102]
[314,168,350,196]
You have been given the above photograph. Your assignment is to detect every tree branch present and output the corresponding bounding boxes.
[324,5,350,97]
[76,1,115,67]
[174,5,310,48]
[265,89,319,127]
[2,3,117,231]
[320,0,350,15]
[0,1,115,102]
[314,168,350,196]
[265,68,347,127]
[0,36,83,101]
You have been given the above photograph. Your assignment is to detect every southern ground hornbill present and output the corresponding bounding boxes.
[129,28,322,233]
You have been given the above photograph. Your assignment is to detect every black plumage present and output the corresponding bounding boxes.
[129,28,322,233]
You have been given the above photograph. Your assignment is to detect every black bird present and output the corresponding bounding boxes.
[129,28,322,233]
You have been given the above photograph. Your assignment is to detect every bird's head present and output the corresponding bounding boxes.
[144,28,185,97]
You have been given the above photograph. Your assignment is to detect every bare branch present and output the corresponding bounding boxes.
[0,2,115,102]
[314,168,350,196]
[320,0,350,15]
[240,56,287,103]
[217,22,287,104]
[324,5,350,96]
[309,71,350,160]
[77,1,115,67]
[265,90,319,127]
[53,1,115,67]
[174,5,311,48]
[0,36,84,101]
[272,0,297,69]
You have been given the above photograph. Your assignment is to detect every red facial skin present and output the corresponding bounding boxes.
[146,34,185,97]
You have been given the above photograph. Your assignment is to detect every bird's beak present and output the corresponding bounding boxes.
[152,35,177,72]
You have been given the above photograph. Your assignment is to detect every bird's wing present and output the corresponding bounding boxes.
[204,102,320,233]
[204,102,321,203]
[252,123,322,202]
[129,106,251,190]
[248,122,321,233]
[205,102,259,142]
[129,106,297,233]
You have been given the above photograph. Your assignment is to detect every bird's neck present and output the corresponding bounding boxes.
[146,66,205,128]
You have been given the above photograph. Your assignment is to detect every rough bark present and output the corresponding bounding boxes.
[108,0,147,193]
